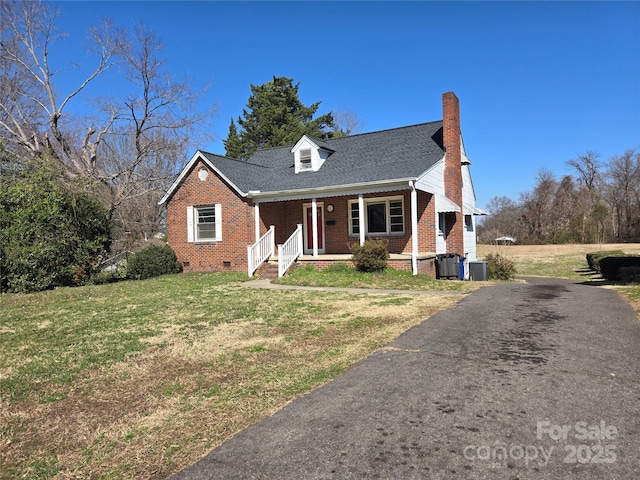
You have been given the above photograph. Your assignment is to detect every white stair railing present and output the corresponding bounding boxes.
[247,225,275,277]
[278,224,303,277]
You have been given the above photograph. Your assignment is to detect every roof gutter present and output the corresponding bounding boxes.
[246,178,418,202]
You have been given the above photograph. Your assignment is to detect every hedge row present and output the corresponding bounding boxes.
[599,256,640,281]
[586,250,625,272]
[586,250,640,281]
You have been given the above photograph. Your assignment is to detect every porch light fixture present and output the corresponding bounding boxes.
[327,204,334,212]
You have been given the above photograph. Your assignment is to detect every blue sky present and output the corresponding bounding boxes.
[51,0,640,209]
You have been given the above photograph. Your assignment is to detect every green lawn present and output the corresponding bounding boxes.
[273,264,477,291]
[510,252,599,280]
[0,271,462,479]
[2,253,638,479]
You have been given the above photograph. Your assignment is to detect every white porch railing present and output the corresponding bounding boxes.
[278,224,303,277]
[247,225,275,277]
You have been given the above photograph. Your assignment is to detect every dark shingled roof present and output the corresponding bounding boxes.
[201,120,445,194]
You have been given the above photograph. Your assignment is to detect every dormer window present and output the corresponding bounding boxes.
[299,149,312,171]
[292,135,332,173]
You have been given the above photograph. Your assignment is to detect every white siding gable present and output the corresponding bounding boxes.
[461,164,476,212]
[415,157,445,195]
[462,163,485,261]
[291,135,328,173]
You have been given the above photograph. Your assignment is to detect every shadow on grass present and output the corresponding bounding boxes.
[575,267,596,276]
[572,267,621,286]
[576,268,640,287]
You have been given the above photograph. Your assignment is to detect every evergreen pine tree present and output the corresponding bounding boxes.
[223,118,244,159]
[225,76,337,160]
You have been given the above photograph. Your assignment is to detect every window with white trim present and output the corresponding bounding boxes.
[197,206,217,239]
[299,149,312,171]
[465,214,473,232]
[438,212,446,237]
[349,196,404,236]
[187,205,222,242]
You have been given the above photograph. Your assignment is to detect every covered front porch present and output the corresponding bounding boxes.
[246,185,431,277]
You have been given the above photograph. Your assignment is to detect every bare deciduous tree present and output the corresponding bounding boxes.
[333,108,364,136]
[480,148,640,245]
[605,148,640,240]
[0,0,123,174]
[97,23,214,238]
[1,1,215,242]
[567,151,606,242]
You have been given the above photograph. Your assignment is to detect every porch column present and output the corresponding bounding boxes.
[358,194,365,246]
[311,197,319,257]
[254,202,260,242]
[410,181,418,276]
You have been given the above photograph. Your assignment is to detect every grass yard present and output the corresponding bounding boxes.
[2,247,640,479]
[0,271,464,479]
[478,243,640,280]
[273,263,476,292]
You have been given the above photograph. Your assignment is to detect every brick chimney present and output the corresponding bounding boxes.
[442,92,464,255]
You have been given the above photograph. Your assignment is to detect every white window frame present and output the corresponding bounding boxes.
[348,196,405,236]
[187,204,222,242]
[464,214,474,232]
[438,212,447,237]
[299,148,312,171]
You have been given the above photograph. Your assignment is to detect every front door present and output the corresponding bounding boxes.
[303,204,325,254]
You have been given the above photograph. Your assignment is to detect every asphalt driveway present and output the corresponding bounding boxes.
[170,277,640,479]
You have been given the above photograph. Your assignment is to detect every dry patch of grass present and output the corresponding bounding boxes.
[0,274,460,479]
[478,243,640,258]
[478,243,640,280]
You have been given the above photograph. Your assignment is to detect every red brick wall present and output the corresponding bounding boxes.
[165,169,439,273]
[296,256,436,276]
[416,190,436,253]
[165,159,254,272]
[442,92,464,255]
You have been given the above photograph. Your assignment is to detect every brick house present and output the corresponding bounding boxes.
[159,92,485,277]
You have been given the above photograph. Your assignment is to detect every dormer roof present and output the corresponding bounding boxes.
[290,134,335,155]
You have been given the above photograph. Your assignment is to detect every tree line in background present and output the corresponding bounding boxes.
[479,148,640,244]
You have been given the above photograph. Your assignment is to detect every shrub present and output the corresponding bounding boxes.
[485,252,517,280]
[599,256,640,281]
[350,239,390,272]
[126,244,182,280]
[619,266,640,283]
[586,250,624,272]
[0,155,111,292]
[90,263,128,285]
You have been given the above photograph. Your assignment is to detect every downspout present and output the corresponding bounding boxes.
[410,181,418,276]
[312,197,318,256]
[254,202,260,242]
[358,194,365,246]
